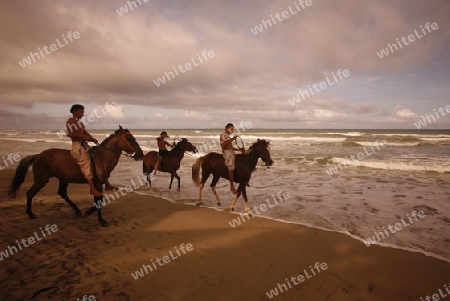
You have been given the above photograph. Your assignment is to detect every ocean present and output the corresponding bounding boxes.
[1,129,449,262]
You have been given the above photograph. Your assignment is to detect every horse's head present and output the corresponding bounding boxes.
[249,139,273,167]
[174,138,198,154]
[105,126,144,160]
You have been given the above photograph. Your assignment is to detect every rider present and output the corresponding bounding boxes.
[220,123,244,194]
[66,104,103,197]
[154,131,175,176]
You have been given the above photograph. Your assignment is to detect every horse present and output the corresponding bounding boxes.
[191,139,273,215]
[142,138,197,191]
[8,126,144,227]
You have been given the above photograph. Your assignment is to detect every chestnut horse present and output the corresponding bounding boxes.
[8,126,144,227]
[192,139,273,214]
[142,138,197,191]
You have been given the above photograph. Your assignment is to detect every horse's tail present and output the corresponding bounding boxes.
[192,156,204,187]
[8,155,36,199]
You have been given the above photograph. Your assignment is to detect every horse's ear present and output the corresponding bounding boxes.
[257,138,260,142]
[119,125,123,130]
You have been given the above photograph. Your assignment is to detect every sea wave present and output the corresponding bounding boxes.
[319,131,363,136]
[330,157,450,173]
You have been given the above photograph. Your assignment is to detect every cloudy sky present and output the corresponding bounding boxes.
[0,0,449,129]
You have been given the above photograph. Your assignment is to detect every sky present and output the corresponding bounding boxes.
[0,0,449,130]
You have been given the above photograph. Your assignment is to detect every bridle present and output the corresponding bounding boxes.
[96,132,138,158]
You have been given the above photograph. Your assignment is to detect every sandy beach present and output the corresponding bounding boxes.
[0,168,448,301]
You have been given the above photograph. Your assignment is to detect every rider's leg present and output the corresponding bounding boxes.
[154,156,163,175]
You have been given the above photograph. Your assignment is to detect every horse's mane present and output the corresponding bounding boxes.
[246,139,270,153]
[170,138,188,153]
[239,139,270,172]
[100,128,127,146]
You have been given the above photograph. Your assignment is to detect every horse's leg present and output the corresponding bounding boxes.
[57,180,82,217]
[85,183,109,227]
[26,178,49,219]
[175,172,181,192]
[169,172,175,190]
[146,173,151,187]
[95,195,108,227]
[229,184,243,212]
[197,183,204,206]
[210,174,221,206]
[241,184,252,216]
[95,183,108,227]
[196,170,210,206]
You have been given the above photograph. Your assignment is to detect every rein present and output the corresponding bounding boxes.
[234,135,245,150]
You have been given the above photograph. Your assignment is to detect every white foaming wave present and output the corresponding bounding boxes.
[239,135,347,142]
[419,137,450,142]
[135,135,347,143]
[331,157,450,173]
[0,137,72,144]
[374,133,450,138]
[355,141,419,147]
[320,132,362,136]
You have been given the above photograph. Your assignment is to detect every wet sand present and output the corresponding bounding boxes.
[0,168,449,300]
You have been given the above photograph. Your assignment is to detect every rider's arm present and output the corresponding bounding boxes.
[220,134,237,148]
[66,121,91,141]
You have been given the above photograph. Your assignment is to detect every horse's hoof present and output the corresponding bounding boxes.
[100,220,110,227]
[85,208,96,217]
[248,213,253,218]
[229,207,234,212]
[217,203,221,206]
[75,211,83,217]
[177,188,180,192]
[28,214,37,219]
[196,202,204,206]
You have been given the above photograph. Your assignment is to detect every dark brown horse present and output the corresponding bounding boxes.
[8,126,144,227]
[192,139,273,214]
[143,138,197,191]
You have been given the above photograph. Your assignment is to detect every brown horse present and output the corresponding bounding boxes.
[142,138,197,191]
[192,139,273,215]
[8,126,144,227]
